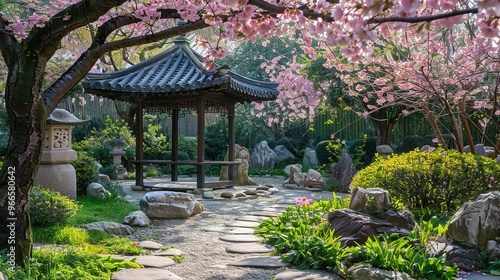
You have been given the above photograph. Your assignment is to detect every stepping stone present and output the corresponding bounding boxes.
[260,207,285,212]
[121,256,176,268]
[225,220,260,228]
[153,248,183,256]
[275,269,341,280]
[226,243,274,254]
[203,227,255,234]
[227,256,290,268]
[138,240,163,250]
[235,215,269,222]
[247,211,281,217]
[111,268,182,280]
[219,234,263,243]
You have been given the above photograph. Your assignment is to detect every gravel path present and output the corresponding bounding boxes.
[120,176,338,280]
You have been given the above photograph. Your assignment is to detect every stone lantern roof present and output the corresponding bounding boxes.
[46,108,90,126]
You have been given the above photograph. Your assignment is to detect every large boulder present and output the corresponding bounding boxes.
[347,264,416,280]
[250,141,277,170]
[328,209,413,247]
[79,221,133,236]
[289,165,306,186]
[349,187,391,215]
[427,241,478,271]
[220,144,257,185]
[123,210,151,227]
[86,182,111,199]
[447,191,500,249]
[329,153,357,193]
[376,145,394,159]
[306,169,324,187]
[273,145,296,164]
[302,147,319,166]
[140,191,203,219]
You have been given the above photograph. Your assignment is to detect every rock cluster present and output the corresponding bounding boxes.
[140,191,204,219]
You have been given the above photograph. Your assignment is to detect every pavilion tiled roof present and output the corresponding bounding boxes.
[82,35,279,104]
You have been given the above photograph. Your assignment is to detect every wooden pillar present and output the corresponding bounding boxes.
[228,104,235,182]
[196,95,206,188]
[171,109,179,182]
[135,101,144,187]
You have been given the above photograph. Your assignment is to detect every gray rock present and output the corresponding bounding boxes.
[289,165,305,186]
[234,192,247,198]
[306,168,324,187]
[0,272,6,280]
[244,190,257,195]
[203,227,255,234]
[226,243,274,254]
[220,191,234,199]
[302,147,320,166]
[225,220,260,228]
[119,256,176,268]
[376,145,394,159]
[328,209,412,247]
[220,144,257,185]
[420,145,431,152]
[202,191,214,199]
[140,191,198,219]
[123,210,151,227]
[427,241,478,271]
[138,240,163,250]
[111,268,182,280]
[153,248,184,256]
[79,221,133,235]
[486,240,500,262]
[219,234,264,243]
[329,153,357,192]
[256,186,270,191]
[347,264,416,280]
[86,182,111,199]
[131,185,145,191]
[475,144,487,156]
[228,256,290,268]
[99,174,111,182]
[275,269,341,280]
[250,141,277,170]
[273,145,296,164]
[448,191,500,249]
[192,201,204,215]
[349,187,391,215]
[284,164,301,175]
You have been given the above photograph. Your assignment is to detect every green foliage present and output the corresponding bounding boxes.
[74,116,134,151]
[257,194,350,271]
[72,151,99,196]
[143,124,170,159]
[87,145,113,166]
[316,140,343,165]
[72,118,105,143]
[144,164,162,177]
[102,182,126,197]
[67,196,139,225]
[487,260,500,276]
[33,226,89,245]
[30,186,80,228]
[345,233,458,279]
[395,135,435,153]
[347,135,377,169]
[99,164,118,179]
[205,118,228,161]
[351,148,500,215]
[178,135,197,160]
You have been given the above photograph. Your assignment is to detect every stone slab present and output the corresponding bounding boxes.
[227,256,290,268]
[138,240,163,250]
[226,243,274,254]
[111,268,182,280]
[153,248,184,256]
[246,211,281,217]
[235,215,270,222]
[203,227,255,234]
[275,269,341,280]
[121,256,176,268]
[219,234,264,243]
[225,220,261,228]
[260,207,286,213]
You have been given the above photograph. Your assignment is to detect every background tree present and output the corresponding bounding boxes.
[0,0,497,266]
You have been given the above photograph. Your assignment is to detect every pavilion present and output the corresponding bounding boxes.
[82,34,279,190]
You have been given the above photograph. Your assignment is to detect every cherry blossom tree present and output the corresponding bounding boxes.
[0,0,498,266]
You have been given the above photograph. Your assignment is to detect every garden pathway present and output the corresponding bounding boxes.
[111,176,498,280]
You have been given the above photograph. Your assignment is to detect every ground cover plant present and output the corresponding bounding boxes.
[351,148,500,217]
[257,194,460,279]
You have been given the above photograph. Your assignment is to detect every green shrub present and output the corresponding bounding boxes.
[30,186,80,228]
[351,148,500,215]
[72,152,99,196]
[316,140,343,165]
[205,118,228,161]
[346,136,377,169]
[395,135,435,153]
[144,165,161,177]
[99,164,118,179]
[144,124,170,160]
[87,145,113,166]
[178,136,198,160]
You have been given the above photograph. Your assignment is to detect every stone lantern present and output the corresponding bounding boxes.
[110,134,128,179]
[33,109,89,199]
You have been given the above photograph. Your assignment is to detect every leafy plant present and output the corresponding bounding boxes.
[346,135,376,169]
[351,148,500,216]
[143,123,170,160]
[99,164,118,179]
[316,140,343,165]
[72,151,99,196]
[487,260,500,276]
[30,186,80,228]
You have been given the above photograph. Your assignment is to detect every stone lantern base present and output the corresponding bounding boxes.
[34,164,77,200]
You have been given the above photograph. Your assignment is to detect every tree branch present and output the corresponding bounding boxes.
[0,13,19,67]
[43,19,208,112]
[368,8,479,24]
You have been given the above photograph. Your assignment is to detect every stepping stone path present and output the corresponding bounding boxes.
[113,192,341,279]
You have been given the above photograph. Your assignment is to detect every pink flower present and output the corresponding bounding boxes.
[489,176,494,181]
[295,196,311,206]
[488,184,492,189]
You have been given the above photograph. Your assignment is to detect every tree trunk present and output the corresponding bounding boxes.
[0,48,47,266]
